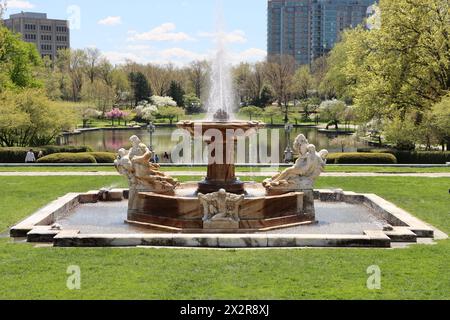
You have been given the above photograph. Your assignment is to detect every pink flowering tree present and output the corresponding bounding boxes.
[106,108,128,127]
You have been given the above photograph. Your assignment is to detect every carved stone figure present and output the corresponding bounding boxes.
[263,134,328,216]
[198,189,244,229]
[115,136,179,214]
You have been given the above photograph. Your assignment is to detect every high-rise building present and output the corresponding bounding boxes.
[4,12,70,61]
[268,0,375,65]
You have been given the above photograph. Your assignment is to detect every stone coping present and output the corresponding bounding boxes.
[9,188,447,248]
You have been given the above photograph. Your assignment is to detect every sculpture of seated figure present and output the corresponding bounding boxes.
[199,189,245,225]
[263,134,328,193]
[115,135,179,200]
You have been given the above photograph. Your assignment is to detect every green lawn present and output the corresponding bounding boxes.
[0,176,448,300]
[0,165,449,173]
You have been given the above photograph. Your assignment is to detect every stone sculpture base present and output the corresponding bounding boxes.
[126,183,315,233]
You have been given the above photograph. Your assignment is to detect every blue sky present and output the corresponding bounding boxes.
[5,0,268,65]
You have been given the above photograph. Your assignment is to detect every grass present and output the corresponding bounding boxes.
[0,175,448,300]
[0,165,448,173]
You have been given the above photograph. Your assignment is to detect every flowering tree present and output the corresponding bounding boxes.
[106,108,128,127]
[151,96,177,108]
[135,101,158,123]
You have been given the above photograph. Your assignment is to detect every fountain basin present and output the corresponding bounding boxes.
[127,183,311,233]
[9,188,443,248]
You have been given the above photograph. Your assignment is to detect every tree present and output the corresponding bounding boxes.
[84,47,101,84]
[188,60,208,99]
[264,106,282,125]
[320,100,347,130]
[265,55,296,123]
[183,93,202,114]
[233,62,252,105]
[0,89,76,147]
[291,66,314,100]
[330,136,357,153]
[56,49,87,102]
[0,1,5,22]
[0,26,42,90]
[239,106,263,121]
[157,106,185,125]
[168,81,185,107]
[129,72,152,106]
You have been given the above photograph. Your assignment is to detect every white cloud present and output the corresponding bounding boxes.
[160,48,206,61]
[237,48,267,61]
[128,23,194,42]
[7,0,35,9]
[98,16,122,26]
[198,30,247,44]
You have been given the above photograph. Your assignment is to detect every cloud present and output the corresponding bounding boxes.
[160,48,206,61]
[236,48,267,61]
[198,30,247,44]
[98,16,122,26]
[128,23,194,42]
[7,0,35,9]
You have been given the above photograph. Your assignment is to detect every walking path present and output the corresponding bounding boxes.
[0,171,449,178]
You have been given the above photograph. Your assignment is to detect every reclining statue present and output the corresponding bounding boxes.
[115,136,179,213]
[263,134,328,193]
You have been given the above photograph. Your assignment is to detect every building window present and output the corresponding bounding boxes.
[24,34,37,40]
[24,24,36,30]
[56,35,68,42]
[41,44,52,51]
[41,35,52,41]
[40,25,52,31]
[56,26,68,33]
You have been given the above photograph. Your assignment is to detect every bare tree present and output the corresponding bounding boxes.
[247,62,267,105]
[0,0,7,22]
[84,47,101,84]
[265,55,296,123]
[188,60,208,99]
[56,49,87,102]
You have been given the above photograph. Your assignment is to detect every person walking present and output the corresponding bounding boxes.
[163,152,170,163]
[25,149,36,163]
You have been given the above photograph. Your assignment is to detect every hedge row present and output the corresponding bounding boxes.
[326,153,397,165]
[0,146,93,163]
[37,152,116,164]
[357,148,450,164]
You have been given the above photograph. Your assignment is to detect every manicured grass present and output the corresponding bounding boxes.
[0,176,448,300]
[0,165,449,173]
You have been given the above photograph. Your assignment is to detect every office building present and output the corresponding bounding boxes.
[268,0,375,65]
[4,12,70,60]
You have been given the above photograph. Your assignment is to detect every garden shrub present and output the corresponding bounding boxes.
[36,153,97,164]
[357,148,450,164]
[0,146,92,163]
[84,152,116,164]
[330,153,397,164]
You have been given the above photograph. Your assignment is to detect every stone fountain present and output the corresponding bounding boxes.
[115,125,328,233]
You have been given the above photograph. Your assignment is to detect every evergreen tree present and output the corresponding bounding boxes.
[168,81,185,107]
[128,72,152,106]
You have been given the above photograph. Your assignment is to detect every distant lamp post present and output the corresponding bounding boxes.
[284,123,294,163]
[147,122,156,151]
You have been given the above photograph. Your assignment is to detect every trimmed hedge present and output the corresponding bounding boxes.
[83,152,116,164]
[327,153,397,165]
[36,152,116,164]
[357,148,450,164]
[0,146,92,163]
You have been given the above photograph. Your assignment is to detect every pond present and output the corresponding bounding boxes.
[65,127,355,163]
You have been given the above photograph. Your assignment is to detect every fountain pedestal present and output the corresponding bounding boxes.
[178,120,264,194]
